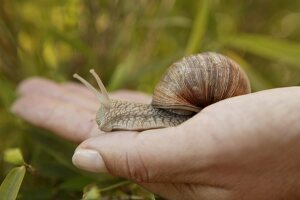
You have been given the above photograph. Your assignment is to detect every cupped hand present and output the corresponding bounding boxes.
[12,77,300,200]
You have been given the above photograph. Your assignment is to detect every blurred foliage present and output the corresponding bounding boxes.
[0,0,300,199]
[0,166,26,200]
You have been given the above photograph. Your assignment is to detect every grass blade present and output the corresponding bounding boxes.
[224,34,300,67]
[107,52,137,91]
[0,166,26,200]
[100,180,131,192]
[185,0,210,55]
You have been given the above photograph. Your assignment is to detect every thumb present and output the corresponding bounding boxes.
[72,119,218,183]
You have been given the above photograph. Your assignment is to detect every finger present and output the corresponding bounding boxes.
[18,77,99,112]
[72,120,220,183]
[62,82,98,101]
[11,94,102,142]
[19,78,152,110]
[141,183,231,200]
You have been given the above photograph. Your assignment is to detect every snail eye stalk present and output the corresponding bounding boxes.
[89,69,110,101]
[73,70,111,109]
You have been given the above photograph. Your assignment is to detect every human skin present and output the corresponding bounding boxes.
[11,77,300,200]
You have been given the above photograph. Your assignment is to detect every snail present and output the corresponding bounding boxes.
[73,52,251,132]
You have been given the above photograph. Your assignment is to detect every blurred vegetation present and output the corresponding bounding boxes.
[0,0,300,199]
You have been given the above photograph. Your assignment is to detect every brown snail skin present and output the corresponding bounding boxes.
[73,52,251,132]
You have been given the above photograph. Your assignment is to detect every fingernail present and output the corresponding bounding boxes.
[72,149,108,173]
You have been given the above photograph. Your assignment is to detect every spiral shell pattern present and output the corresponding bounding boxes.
[151,52,251,113]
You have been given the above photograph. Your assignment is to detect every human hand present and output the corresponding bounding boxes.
[12,78,300,200]
[11,77,151,142]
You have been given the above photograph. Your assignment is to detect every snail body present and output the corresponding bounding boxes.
[74,52,251,132]
[96,100,190,131]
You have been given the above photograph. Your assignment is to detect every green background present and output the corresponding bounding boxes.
[0,0,300,199]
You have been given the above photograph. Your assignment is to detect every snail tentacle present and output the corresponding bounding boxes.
[89,69,110,103]
[73,72,111,109]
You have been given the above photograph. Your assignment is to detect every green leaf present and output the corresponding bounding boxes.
[0,166,26,200]
[150,193,156,200]
[82,185,101,200]
[223,34,300,67]
[185,0,211,55]
[4,148,25,165]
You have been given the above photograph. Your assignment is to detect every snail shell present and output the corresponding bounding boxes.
[152,52,251,114]
[74,52,251,132]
